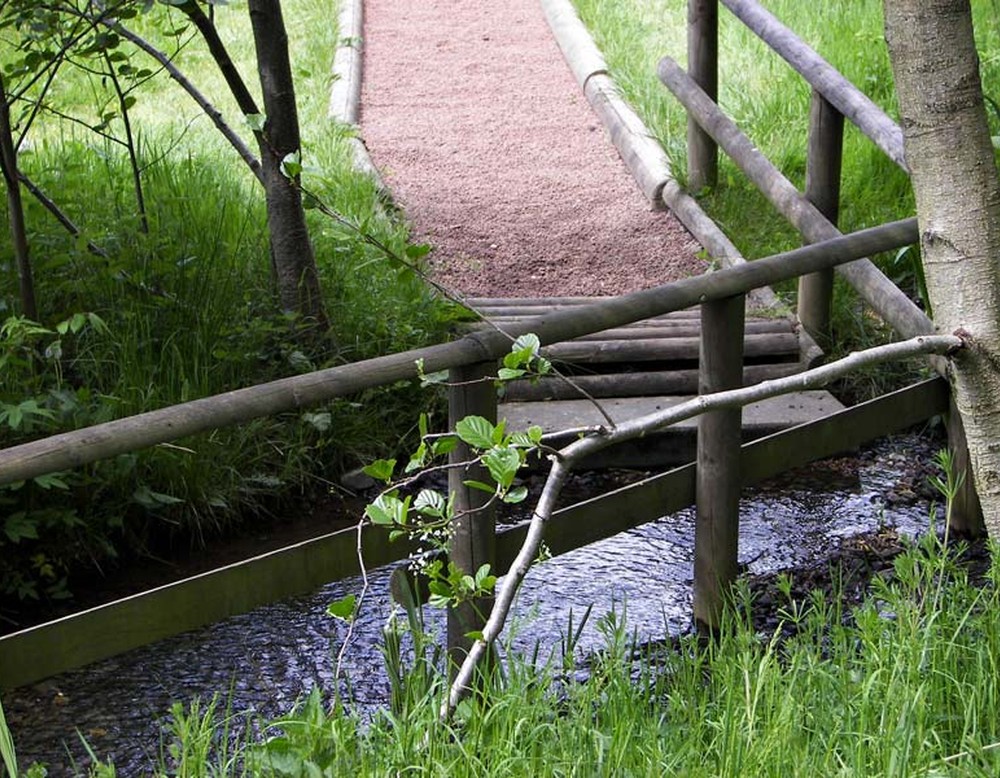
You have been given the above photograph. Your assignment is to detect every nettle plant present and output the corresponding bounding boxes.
[328,334,551,621]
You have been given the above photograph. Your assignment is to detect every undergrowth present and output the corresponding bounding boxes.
[0,1,457,615]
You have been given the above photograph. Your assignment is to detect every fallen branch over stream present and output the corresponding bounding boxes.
[442,332,964,719]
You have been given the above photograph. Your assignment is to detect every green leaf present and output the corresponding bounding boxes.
[502,485,529,504]
[404,243,432,261]
[483,447,521,488]
[464,479,496,495]
[512,333,541,355]
[497,367,525,381]
[432,436,458,457]
[362,458,396,483]
[132,486,184,509]
[245,112,266,132]
[456,416,495,449]
[418,412,429,439]
[280,151,302,178]
[326,593,356,622]
[405,442,428,473]
[302,411,331,432]
[365,494,405,526]
[419,369,448,387]
[32,473,69,491]
[413,489,446,517]
[4,513,38,543]
[465,630,484,641]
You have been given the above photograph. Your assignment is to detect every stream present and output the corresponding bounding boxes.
[4,433,941,775]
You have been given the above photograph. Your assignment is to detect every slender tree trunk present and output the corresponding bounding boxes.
[0,73,37,320]
[247,0,329,328]
[885,0,1000,534]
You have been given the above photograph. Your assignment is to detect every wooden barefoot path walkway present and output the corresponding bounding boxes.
[349,0,840,458]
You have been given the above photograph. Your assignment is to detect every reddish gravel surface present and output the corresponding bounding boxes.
[360,0,706,298]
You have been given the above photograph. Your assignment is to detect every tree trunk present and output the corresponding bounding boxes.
[885,0,1000,534]
[247,0,329,329]
[0,73,37,320]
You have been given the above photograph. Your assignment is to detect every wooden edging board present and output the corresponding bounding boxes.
[0,378,946,690]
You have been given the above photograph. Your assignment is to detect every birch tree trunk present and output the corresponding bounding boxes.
[247,0,329,330]
[885,0,1000,534]
[0,72,37,320]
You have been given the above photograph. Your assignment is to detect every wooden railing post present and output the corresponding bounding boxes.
[798,90,844,345]
[694,295,744,632]
[687,0,718,192]
[447,361,498,670]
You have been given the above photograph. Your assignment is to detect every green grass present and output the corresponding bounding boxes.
[106,535,999,777]
[0,1,455,608]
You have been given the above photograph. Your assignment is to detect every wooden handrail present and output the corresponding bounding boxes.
[0,218,918,486]
[659,58,931,339]
[719,0,907,172]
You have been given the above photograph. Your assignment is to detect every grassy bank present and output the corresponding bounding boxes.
[18,534,995,776]
[0,2,453,611]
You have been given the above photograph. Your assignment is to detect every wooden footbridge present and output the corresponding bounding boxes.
[0,0,983,691]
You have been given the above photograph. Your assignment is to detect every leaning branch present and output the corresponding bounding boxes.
[442,332,965,718]
[97,18,263,184]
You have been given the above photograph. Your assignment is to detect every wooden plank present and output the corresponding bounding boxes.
[687,0,719,191]
[502,363,803,401]
[472,304,702,319]
[798,91,844,344]
[658,57,932,340]
[544,332,799,363]
[480,320,795,340]
[0,525,415,690]
[447,362,497,666]
[694,296,744,630]
[719,0,907,172]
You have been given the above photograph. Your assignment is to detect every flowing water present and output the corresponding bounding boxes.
[4,434,940,775]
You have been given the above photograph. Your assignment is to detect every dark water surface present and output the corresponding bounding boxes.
[4,434,940,774]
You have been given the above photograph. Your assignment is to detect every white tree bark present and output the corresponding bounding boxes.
[885,0,1000,535]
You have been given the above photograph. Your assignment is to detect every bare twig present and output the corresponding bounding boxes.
[442,333,965,719]
[100,18,263,183]
[17,170,107,256]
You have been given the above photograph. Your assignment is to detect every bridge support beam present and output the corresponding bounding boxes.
[694,294,745,631]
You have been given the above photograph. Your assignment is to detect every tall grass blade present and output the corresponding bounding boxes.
[0,695,17,778]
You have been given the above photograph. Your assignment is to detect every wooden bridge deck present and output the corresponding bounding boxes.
[469,296,842,466]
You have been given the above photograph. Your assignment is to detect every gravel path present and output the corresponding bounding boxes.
[360,0,705,297]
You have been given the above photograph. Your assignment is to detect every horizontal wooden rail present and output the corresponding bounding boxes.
[0,377,948,689]
[0,218,918,486]
[720,0,907,172]
[658,58,931,339]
